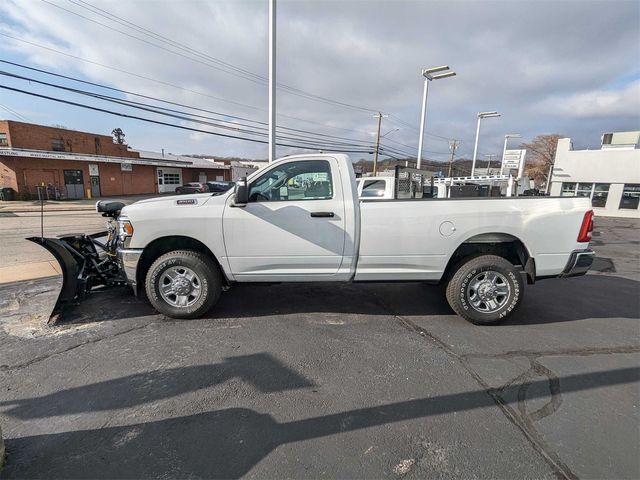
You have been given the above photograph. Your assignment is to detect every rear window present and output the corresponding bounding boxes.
[361,179,387,197]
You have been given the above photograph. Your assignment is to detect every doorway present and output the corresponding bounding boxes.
[90,176,101,197]
[63,169,85,199]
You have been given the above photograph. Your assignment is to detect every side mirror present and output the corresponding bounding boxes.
[233,177,249,205]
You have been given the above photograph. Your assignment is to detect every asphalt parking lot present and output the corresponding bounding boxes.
[0,215,638,479]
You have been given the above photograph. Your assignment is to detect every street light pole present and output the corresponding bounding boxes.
[471,111,500,176]
[416,66,456,169]
[268,0,276,162]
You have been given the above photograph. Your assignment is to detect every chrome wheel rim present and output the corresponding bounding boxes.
[466,270,511,314]
[159,266,202,308]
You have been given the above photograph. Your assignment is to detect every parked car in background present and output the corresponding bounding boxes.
[175,182,207,194]
[206,181,235,195]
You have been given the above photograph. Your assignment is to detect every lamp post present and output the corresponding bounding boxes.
[417,65,456,169]
[500,133,521,175]
[268,0,276,162]
[471,111,500,176]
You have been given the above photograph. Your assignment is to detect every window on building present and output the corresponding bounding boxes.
[576,183,593,197]
[561,182,577,196]
[163,173,181,185]
[592,184,610,208]
[51,138,65,151]
[619,184,640,210]
[561,182,611,207]
[0,133,7,146]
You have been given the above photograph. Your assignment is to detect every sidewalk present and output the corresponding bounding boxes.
[0,261,62,284]
[0,194,163,213]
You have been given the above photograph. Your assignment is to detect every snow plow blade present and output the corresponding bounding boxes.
[27,232,123,322]
[27,236,82,318]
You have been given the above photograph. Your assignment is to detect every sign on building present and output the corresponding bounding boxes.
[121,162,133,172]
[88,164,99,176]
[502,149,526,171]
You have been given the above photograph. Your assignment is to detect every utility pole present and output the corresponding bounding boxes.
[268,0,276,162]
[447,139,458,177]
[484,154,497,174]
[373,112,383,176]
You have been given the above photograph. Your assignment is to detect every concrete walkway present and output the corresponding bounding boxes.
[0,194,165,213]
[0,261,62,285]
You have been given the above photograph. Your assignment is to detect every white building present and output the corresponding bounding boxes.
[549,132,640,218]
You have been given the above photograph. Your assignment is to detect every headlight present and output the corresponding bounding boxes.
[117,215,134,240]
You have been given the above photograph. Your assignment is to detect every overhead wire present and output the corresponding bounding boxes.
[0,68,383,150]
[0,84,379,154]
[0,33,382,138]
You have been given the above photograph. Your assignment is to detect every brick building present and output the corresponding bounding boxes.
[0,120,230,199]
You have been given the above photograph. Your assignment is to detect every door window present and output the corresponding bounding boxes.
[248,160,333,202]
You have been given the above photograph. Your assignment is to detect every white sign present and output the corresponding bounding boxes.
[121,162,133,172]
[88,164,99,176]
[502,149,526,170]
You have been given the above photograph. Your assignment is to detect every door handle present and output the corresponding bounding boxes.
[310,211,335,218]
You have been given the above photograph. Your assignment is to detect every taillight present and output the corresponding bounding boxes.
[577,210,594,243]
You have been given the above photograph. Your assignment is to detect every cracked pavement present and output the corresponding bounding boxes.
[0,216,638,479]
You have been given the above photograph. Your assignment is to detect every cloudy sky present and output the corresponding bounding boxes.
[0,0,638,162]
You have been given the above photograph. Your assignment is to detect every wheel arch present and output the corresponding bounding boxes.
[442,232,535,284]
[136,235,229,289]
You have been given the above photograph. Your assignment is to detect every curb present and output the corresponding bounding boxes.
[0,207,96,214]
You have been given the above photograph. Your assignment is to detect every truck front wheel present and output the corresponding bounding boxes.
[445,255,524,325]
[145,250,221,319]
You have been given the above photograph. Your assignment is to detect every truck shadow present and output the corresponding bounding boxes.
[41,274,639,326]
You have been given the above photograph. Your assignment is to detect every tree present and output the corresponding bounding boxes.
[520,134,563,186]
[112,128,126,144]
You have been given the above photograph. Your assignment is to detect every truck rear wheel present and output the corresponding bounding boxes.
[445,255,523,325]
[145,250,221,319]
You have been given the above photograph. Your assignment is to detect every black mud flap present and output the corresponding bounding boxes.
[27,237,81,321]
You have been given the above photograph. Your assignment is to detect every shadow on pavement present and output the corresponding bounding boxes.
[23,273,639,327]
[2,366,637,479]
[507,275,640,325]
[0,353,315,419]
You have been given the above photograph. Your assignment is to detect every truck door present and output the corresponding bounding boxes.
[222,158,346,280]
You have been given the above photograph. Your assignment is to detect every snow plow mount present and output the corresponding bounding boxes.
[27,200,127,322]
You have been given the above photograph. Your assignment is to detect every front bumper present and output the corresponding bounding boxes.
[117,248,143,290]
[561,249,595,277]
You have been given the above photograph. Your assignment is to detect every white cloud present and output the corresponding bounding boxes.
[538,80,640,118]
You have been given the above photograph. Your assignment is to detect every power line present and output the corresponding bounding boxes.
[0,102,32,122]
[0,83,379,154]
[0,60,378,144]
[0,34,379,139]
[42,0,379,114]
[0,67,381,150]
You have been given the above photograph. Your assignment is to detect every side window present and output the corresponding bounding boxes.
[361,179,387,197]
[248,160,333,202]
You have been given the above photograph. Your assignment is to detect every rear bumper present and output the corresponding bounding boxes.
[117,248,143,290]
[561,249,595,278]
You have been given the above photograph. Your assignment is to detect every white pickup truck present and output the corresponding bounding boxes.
[104,153,595,325]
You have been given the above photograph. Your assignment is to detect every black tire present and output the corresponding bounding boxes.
[445,255,524,325]
[145,250,221,319]
[175,188,182,194]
